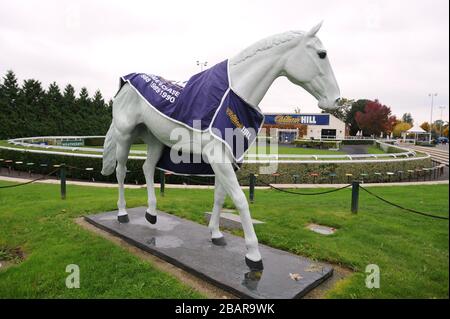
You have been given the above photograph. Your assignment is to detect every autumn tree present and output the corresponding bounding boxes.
[355,100,397,136]
[346,99,370,136]
[393,122,412,137]
[420,122,430,132]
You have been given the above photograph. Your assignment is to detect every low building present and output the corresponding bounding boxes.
[262,113,346,143]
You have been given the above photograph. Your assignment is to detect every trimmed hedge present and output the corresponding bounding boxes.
[293,139,341,149]
[237,157,433,184]
[340,139,375,145]
[0,148,214,185]
[1,147,432,186]
[84,137,105,146]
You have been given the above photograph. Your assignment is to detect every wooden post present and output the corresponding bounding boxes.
[249,173,256,203]
[60,163,66,200]
[159,169,165,197]
[351,181,360,214]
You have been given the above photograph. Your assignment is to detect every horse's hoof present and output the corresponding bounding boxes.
[117,214,129,223]
[245,256,264,271]
[211,237,227,246]
[145,212,157,224]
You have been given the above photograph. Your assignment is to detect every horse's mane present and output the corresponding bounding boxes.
[231,31,304,66]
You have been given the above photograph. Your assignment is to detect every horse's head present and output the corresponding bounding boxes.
[283,22,340,110]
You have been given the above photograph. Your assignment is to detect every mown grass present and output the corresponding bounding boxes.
[367,146,387,154]
[247,145,346,155]
[0,181,448,298]
[0,182,202,298]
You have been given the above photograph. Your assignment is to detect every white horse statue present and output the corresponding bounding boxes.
[101,22,340,270]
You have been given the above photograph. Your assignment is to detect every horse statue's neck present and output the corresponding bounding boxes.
[228,31,303,107]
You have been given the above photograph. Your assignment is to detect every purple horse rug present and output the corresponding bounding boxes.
[120,60,264,176]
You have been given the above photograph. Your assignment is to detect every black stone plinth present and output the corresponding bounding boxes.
[85,207,333,299]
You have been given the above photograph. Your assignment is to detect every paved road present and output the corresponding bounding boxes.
[401,143,449,166]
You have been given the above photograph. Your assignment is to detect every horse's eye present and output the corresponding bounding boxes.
[318,51,327,59]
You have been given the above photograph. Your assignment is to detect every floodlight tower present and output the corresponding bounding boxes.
[428,93,437,131]
[438,105,446,137]
[196,60,208,72]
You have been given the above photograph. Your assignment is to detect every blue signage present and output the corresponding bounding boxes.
[264,114,330,126]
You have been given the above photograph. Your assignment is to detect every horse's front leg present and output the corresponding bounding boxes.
[116,137,132,223]
[209,160,263,270]
[142,135,164,224]
[209,178,227,246]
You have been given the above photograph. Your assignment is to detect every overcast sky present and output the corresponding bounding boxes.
[1,0,448,124]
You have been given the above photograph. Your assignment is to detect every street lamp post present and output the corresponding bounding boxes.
[427,93,438,142]
[196,60,208,72]
[438,106,446,137]
[428,93,437,134]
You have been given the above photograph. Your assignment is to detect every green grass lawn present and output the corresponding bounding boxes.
[2,141,399,161]
[247,145,346,156]
[0,181,448,298]
[130,144,147,151]
[367,146,387,154]
[96,143,345,155]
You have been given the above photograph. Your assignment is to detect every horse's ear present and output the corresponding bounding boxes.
[307,21,323,37]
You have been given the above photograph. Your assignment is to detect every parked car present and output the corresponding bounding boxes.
[436,137,449,144]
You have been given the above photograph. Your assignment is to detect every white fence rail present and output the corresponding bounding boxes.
[2,136,428,165]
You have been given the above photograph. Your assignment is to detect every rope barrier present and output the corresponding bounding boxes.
[258,180,352,195]
[360,186,449,220]
[0,168,60,189]
[1,164,448,221]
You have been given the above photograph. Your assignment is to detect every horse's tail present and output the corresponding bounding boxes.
[101,122,117,176]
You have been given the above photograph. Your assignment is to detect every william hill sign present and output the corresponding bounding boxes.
[264,114,330,126]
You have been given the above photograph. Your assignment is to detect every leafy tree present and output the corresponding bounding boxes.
[322,97,353,122]
[45,82,63,135]
[92,90,105,114]
[420,122,430,132]
[443,126,449,137]
[393,122,412,138]
[401,113,414,125]
[355,100,396,136]
[18,79,45,137]
[346,99,370,136]
[0,70,20,139]
[77,87,91,134]
[62,84,77,134]
[0,70,113,139]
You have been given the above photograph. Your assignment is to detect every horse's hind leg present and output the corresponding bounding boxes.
[115,133,133,223]
[209,178,227,246]
[141,130,164,224]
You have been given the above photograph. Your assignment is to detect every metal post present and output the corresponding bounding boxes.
[60,163,66,200]
[429,93,437,141]
[351,181,360,214]
[439,106,445,137]
[249,173,256,203]
[159,169,165,197]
